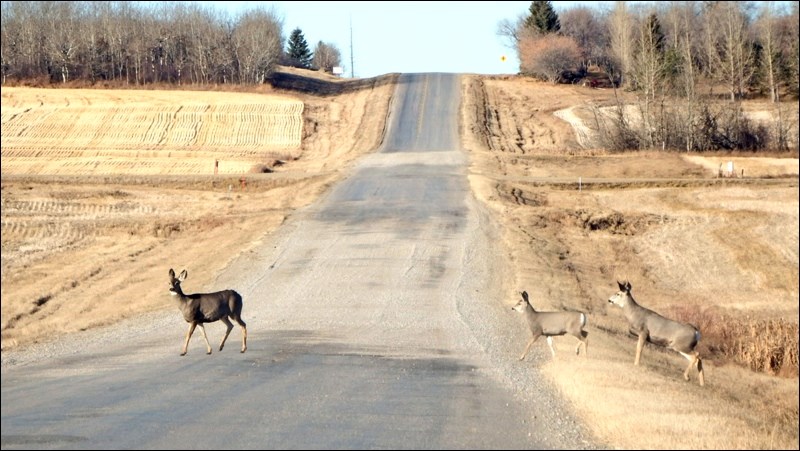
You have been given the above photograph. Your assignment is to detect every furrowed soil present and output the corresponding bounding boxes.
[2,68,798,449]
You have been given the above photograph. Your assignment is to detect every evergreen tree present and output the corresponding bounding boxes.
[287,27,313,69]
[645,13,665,54]
[525,1,561,35]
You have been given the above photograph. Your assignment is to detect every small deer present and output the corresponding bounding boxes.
[168,268,247,356]
[512,291,588,360]
[607,280,704,386]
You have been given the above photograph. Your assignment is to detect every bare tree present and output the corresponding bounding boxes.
[184,4,219,84]
[632,12,666,101]
[560,5,608,70]
[756,2,780,102]
[1,1,20,83]
[230,6,283,84]
[167,3,197,86]
[675,1,702,151]
[631,11,667,147]
[2,1,50,82]
[81,1,109,83]
[312,41,341,73]
[496,13,526,51]
[128,9,152,85]
[608,1,634,87]
[703,2,756,101]
[45,1,82,83]
[774,1,799,99]
[108,1,137,84]
[757,2,799,150]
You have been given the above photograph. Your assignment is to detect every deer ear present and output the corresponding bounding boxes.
[179,269,188,281]
[521,291,529,302]
[624,281,632,292]
[169,268,175,278]
[617,281,626,291]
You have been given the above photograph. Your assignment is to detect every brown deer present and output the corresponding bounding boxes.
[512,291,588,360]
[607,280,704,386]
[168,268,247,356]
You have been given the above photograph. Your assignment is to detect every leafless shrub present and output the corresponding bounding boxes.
[772,102,800,151]
[588,102,640,151]
[587,97,788,152]
[695,105,770,151]
[519,34,582,84]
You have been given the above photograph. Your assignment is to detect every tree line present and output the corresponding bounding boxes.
[500,1,799,152]
[2,1,797,151]
[0,1,342,86]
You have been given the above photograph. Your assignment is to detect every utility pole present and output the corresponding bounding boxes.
[350,16,355,78]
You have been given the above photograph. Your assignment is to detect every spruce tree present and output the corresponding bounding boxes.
[645,13,665,54]
[525,1,561,35]
[287,27,313,69]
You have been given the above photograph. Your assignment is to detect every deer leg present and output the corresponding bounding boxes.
[576,331,588,356]
[680,351,705,386]
[240,324,247,353]
[697,357,705,387]
[520,336,540,361]
[635,333,647,366]
[546,336,557,358]
[679,352,693,380]
[197,323,213,354]
[219,317,234,351]
[182,322,197,356]
[232,315,247,353]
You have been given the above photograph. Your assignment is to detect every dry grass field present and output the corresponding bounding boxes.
[2,71,798,449]
[461,75,799,449]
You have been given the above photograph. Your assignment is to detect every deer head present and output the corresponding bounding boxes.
[168,268,188,296]
[608,280,632,308]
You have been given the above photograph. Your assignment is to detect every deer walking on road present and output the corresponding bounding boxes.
[168,268,247,356]
[512,291,588,360]
[607,280,704,386]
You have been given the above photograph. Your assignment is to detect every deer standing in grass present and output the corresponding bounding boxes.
[168,268,247,356]
[607,280,704,386]
[512,291,588,360]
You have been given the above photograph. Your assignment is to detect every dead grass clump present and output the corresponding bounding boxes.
[196,215,227,233]
[499,185,548,206]
[151,222,182,238]
[33,295,52,307]
[672,305,799,378]
[249,164,274,174]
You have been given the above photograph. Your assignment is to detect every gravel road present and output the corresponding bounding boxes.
[1,73,602,450]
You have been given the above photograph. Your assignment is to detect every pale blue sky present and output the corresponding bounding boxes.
[203,1,613,78]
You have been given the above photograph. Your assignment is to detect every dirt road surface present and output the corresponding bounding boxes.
[1,74,600,449]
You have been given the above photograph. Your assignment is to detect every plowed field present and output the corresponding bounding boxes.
[1,87,304,175]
